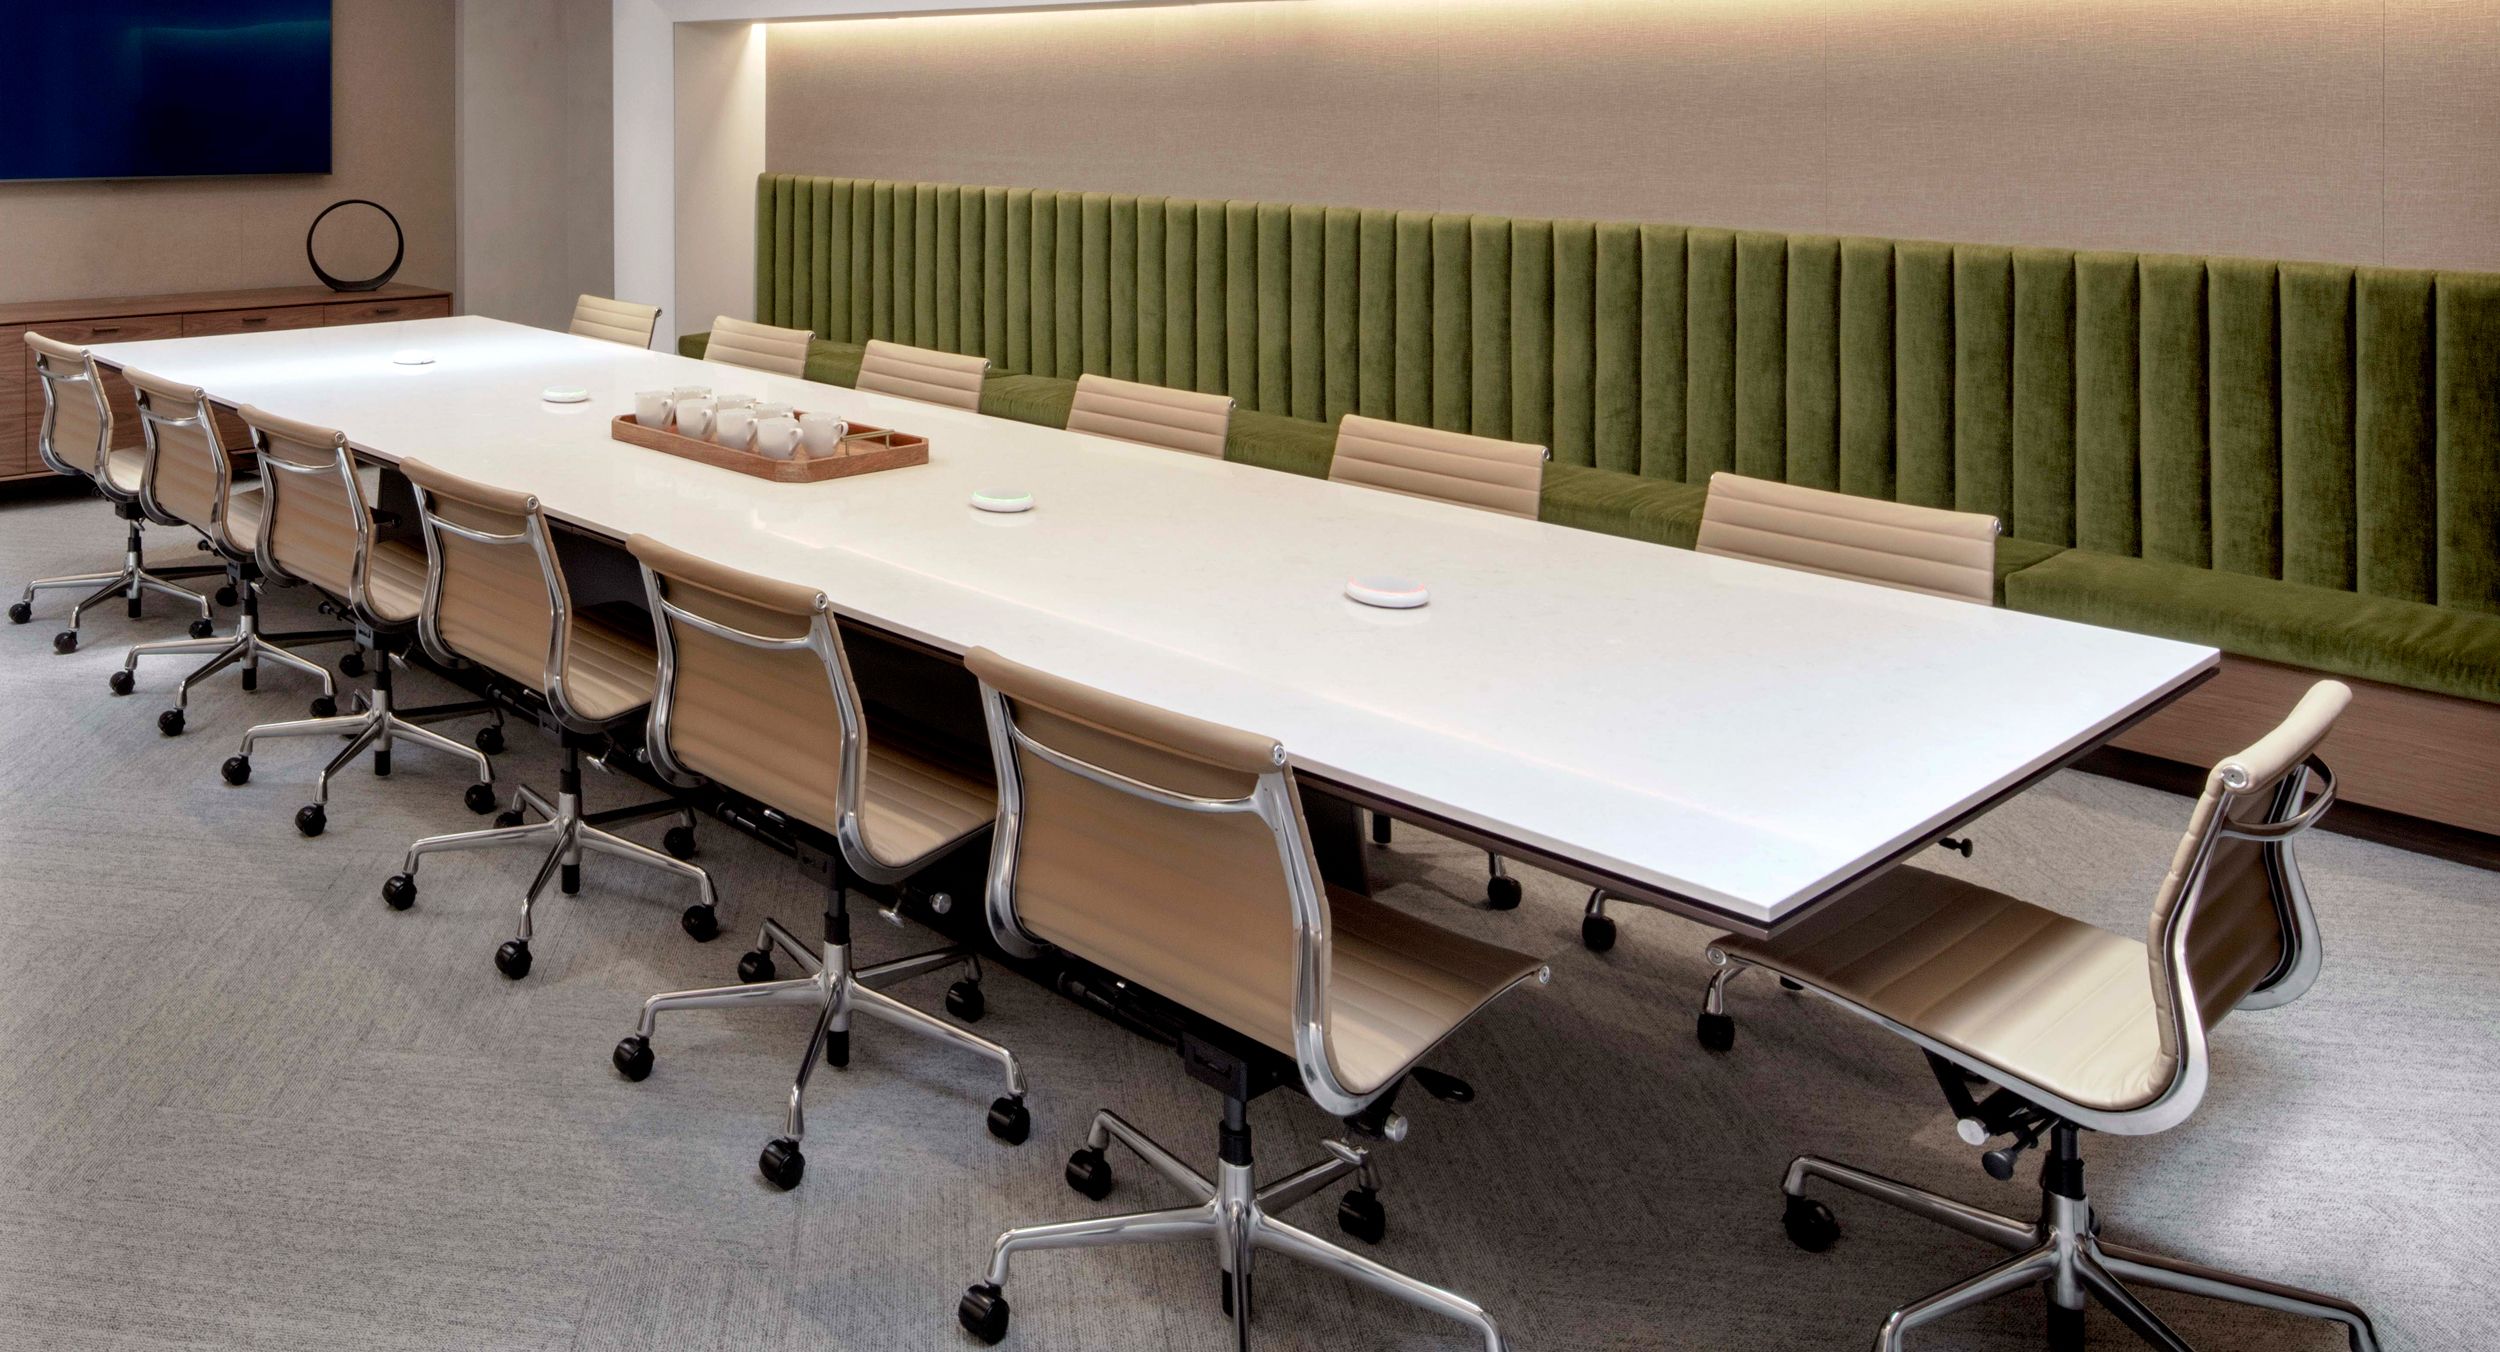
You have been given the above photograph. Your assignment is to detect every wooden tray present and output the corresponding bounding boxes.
[610,414,928,482]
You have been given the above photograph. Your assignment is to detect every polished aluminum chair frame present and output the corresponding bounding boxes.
[12,343,217,648]
[116,378,346,725]
[617,572,1024,1184]
[388,484,713,973]
[966,680,1543,1352]
[1723,755,2377,1352]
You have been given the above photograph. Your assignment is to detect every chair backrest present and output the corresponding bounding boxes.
[2138,680,2350,1115]
[704,315,811,377]
[122,366,239,550]
[1696,472,2001,604]
[24,332,112,485]
[1066,374,1233,457]
[968,646,1384,1115]
[241,405,374,609]
[400,457,573,706]
[857,339,989,411]
[629,534,864,842]
[1328,413,1546,519]
[569,295,662,348]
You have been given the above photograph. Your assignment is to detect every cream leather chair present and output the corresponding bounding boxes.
[568,295,663,348]
[610,536,1027,1187]
[955,647,1547,1351]
[1709,682,2376,1352]
[1066,374,1233,456]
[218,407,499,838]
[1330,413,1548,909]
[856,339,988,411]
[702,315,810,377]
[1585,471,2008,955]
[9,334,217,653]
[109,366,350,735]
[379,460,717,980]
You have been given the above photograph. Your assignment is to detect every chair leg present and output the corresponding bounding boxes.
[1250,1214,1506,1352]
[1873,1243,2060,1351]
[1784,1154,2037,1251]
[846,981,1026,1100]
[2093,1238,2379,1351]
[579,824,720,912]
[1086,1110,1216,1199]
[2075,1250,2197,1352]
[982,1203,1223,1287]
[403,818,562,873]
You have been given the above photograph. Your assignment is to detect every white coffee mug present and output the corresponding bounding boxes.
[673,395,716,440]
[753,416,804,460]
[799,413,849,458]
[670,384,711,401]
[713,403,757,450]
[634,390,674,428]
[715,393,758,414]
[755,401,796,422]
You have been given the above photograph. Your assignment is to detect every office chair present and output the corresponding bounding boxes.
[1588,471,2004,959]
[9,334,219,653]
[701,315,811,377]
[106,367,350,735]
[1329,413,1548,910]
[377,460,717,978]
[856,339,989,411]
[955,647,1548,1351]
[609,535,1027,1187]
[1705,681,2376,1352]
[215,406,500,838]
[568,295,663,349]
[1067,374,1234,456]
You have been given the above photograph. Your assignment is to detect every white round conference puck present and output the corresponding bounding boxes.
[390,350,436,366]
[1345,575,1429,609]
[971,489,1034,514]
[540,385,591,404]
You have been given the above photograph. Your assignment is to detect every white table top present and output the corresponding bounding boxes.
[90,317,2217,927]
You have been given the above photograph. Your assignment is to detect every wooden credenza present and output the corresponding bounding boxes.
[0,282,452,483]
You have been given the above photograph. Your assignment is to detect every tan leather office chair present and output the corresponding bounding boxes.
[568,295,663,349]
[610,536,1027,1187]
[377,460,716,979]
[856,339,988,412]
[1706,682,2376,1352]
[1066,374,1233,457]
[1331,413,1548,909]
[107,366,351,735]
[1587,471,2010,953]
[218,406,499,838]
[955,648,1547,1351]
[702,315,811,377]
[10,334,218,653]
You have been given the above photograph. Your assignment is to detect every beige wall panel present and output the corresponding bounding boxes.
[457,0,615,331]
[2383,0,2500,272]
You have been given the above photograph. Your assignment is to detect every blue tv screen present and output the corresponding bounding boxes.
[2,1,333,181]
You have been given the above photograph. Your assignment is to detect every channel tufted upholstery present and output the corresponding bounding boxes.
[703,315,812,377]
[1696,472,2000,604]
[856,339,989,411]
[1067,373,1233,457]
[1329,414,1545,519]
[569,295,663,349]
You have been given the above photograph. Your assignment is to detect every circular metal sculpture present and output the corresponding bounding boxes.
[306,199,405,293]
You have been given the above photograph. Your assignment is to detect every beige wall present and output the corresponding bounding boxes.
[764,0,2500,273]
[457,0,616,331]
[675,22,770,344]
[0,0,457,306]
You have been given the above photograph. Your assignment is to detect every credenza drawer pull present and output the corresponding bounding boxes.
[90,326,120,336]
[241,316,267,325]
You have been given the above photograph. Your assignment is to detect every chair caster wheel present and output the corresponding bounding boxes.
[1781,1195,1838,1252]
[338,651,364,678]
[1337,1186,1387,1244]
[1581,913,1617,952]
[188,617,215,640]
[214,585,239,609]
[494,939,532,980]
[107,669,134,696]
[2047,1301,2085,1352]
[493,809,524,829]
[759,1137,805,1189]
[1696,1010,1735,1052]
[661,825,697,860]
[1485,874,1522,911]
[462,782,497,814]
[295,804,326,837]
[52,631,77,654]
[221,755,251,785]
[382,873,416,911]
[1065,1146,1113,1200]
[308,695,337,718]
[987,1096,1030,1145]
[736,949,776,984]
[7,601,29,624]
[958,1283,1010,1344]
[473,724,504,755]
[680,904,720,942]
[946,979,986,1023]
[157,709,185,737]
[612,1035,653,1082]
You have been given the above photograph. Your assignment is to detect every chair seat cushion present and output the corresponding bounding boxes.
[855,742,995,871]
[558,616,659,724]
[364,538,429,625]
[1225,408,1340,479]
[2005,549,2500,705]
[1538,464,1709,549]
[980,373,1079,429]
[1322,887,1546,1097]
[1710,866,2173,1114]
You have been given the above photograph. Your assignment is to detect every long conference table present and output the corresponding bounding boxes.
[88,316,2217,938]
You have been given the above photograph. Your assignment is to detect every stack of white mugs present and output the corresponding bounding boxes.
[633,386,850,461]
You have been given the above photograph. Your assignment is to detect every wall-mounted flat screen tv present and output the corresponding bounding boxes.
[1,1,333,182]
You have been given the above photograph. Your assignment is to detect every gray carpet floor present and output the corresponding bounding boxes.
[0,486,2490,1352]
